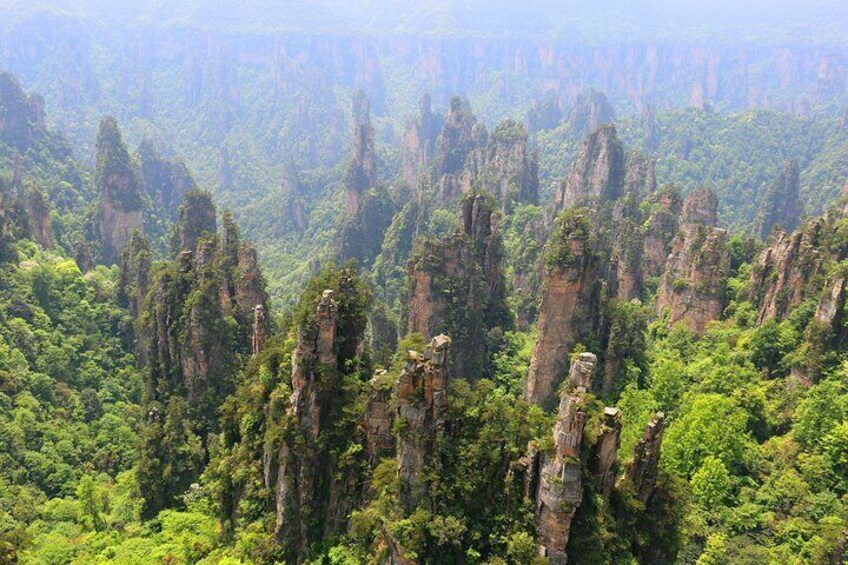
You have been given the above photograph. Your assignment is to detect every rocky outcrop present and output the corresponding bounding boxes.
[235,246,266,318]
[364,372,395,465]
[275,289,339,556]
[340,92,394,266]
[138,139,197,217]
[590,407,622,497]
[479,119,539,209]
[96,117,145,265]
[345,91,376,216]
[641,186,683,281]
[0,72,47,152]
[623,412,665,504]
[401,93,442,192]
[527,93,562,133]
[749,218,828,324]
[681,186,718,226]
[565,88,616,139]
[396,335,451,510]
[118,231,152,321]
[432,96,480,205]
[433,96,477,180]
[175,189,217,252]
[655,188,730,334]
[23,184,52,249]
[641,104,660,150]
[266,268,370,562]
[141,193,267,412]
[406,193,511,378]
[557,124,626,209]
[534,352,596,564]
[754,160,801,240]
[252,304,266,355]
[524,210,600,406]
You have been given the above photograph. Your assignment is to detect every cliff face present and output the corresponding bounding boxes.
[590,407,623,497]
[23,184,52,249]
[406,193,511,378]
[519,352,668,564]
[118,230,152,331]
[433,96,477,181]
[748,224,825,324]
[430,109,539,211]
[534,353,595,564]
[655,188,730,334]
[96,117,145,265]
[269,269,370,562]
[137,192,268,517]
[345,91,376,217]
[0,72,47,152]
[480,119,539,209]
[754,159,801,240]
[340,92,395,266]
[275,289,339,557]
[527,93,562,133]
[364,373,395,465]
[138,139,197,217]
[565,88,616,139]
[396,335,451,510]
[641,187,683,282]
[401,93,443,192]
[623,413,666,504]
[557,124,626,209]
[524,210,599,406]
[174,189,217,252]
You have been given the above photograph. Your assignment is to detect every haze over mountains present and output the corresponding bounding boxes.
[0,2,848,563]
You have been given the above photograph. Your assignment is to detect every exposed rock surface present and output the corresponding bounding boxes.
[401,93,442,192]
[340,92,394,266]
[641,187,683,281]
[406,193,510,378]
[118,230,152,321]
[527,93,563,133]
[590,407,623,497]
[641,103,661,150]
[433,96,477,183]
[565,88,616,139]
[96,117,145,265]
[557,124,625,209]
[175,189,217,252]
[364,373,395,465]
[655,188,730,334]
[754,160,801,240]
[141,193,266,412]
[623,412,666,504]
[534,352,596,564]
[749,218,827,324]
[479,119,539,209]
[23,184,52,249]
[138,139,197,217]
[345,91,376,216]
[275,289,339,557]
[262,268,369,563]
[524,210,600,406]
[252,304,266,355]
[0,72,47,151]
[396,335,451,510]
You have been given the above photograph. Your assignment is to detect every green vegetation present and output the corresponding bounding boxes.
[0,8,847,563]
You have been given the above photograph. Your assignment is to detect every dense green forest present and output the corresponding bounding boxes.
[0,2,848,564]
